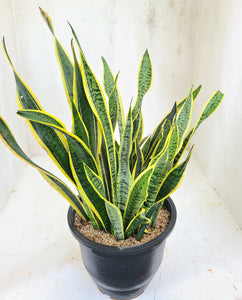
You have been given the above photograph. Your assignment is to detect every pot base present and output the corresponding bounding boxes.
[99,285,145,300]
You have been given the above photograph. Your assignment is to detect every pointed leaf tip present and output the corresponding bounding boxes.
[39,7,55,35]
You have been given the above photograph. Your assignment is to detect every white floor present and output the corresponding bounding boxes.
[0,154,242,300]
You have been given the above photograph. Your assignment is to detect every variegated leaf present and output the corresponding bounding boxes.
[116,106,133,211]
[155,146,194,203]
[102,56,125,139]
[125,209,150,238]
[80,52,116,202]
[2,38,74,182]
[132,49,153,120]
[39,7,73,106]
[0,116,88,220]
[176,86,193,151]
[123,167,153,228]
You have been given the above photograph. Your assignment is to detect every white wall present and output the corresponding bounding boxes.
[0,0,241,227]
[0,1,30,211]
[191,0,242,227]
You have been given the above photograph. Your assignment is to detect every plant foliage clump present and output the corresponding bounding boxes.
[0,8,224,240]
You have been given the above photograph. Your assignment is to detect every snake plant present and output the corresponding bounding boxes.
[0,8,224,241]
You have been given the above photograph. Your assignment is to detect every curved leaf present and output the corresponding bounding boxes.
[2,38,74,183]
[17,110,99,174]
[194,90,224,132]
[83,164,110,231]
[123,167,153,228]
[125,209,150,238]
[136,201,164,241]
[0,116,87,220]
[174,90,224,166]
[155,146,194,203]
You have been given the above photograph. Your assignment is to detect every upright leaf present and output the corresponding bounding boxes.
[132,49,153,120]
[80,52,116,202]
[107,73,119,131]
[177,85,202,109]
[84,164,124,239]
[39,7,73,106]
[116,106,133,211]
[149,102,177,154]
[102,57,125,139]
[132,139,144,179]
[123,167,153,228]
[176,86,193,150]
[71,40,99,157]
[154,119,171,157]
[145,153,169,209]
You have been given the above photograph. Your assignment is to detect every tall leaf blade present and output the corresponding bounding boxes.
[107,73,119,131]
[154,119,171,157]
[102,56,124,139]
[70,98,89,146]
[71,41,99,157]
[168,122,179,162]
[80,52,116,202]
[123,167,153,228]
[145,153,169,209]
[132,139,144,179]
[177,86,193,150]
[132,49,153,120]
[84,164,124,239]
[39,7,73,107]
[116,106,133,211]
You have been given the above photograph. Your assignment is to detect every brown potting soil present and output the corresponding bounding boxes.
[74,207,170,247]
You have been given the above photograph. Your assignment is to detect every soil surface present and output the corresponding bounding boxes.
[74,207,170,247]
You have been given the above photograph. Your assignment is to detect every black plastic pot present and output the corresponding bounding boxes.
[67,197,176,300]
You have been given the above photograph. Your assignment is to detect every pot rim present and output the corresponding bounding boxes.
[67,196,176,254]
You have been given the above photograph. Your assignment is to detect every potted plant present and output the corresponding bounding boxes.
[0,8,224,300]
